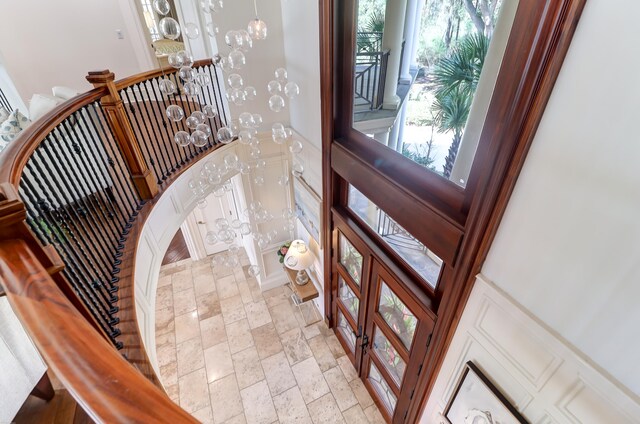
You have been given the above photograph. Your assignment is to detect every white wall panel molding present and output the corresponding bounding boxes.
[421,275,640,424]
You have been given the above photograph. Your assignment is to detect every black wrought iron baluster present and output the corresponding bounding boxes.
[141,80,181,173]
[20,170,119,324]
[195,66,216,150]
[93,102,143,211]
[62,117,126,239]
[151,76,189,167]
[75,108,134,232]
[169,72,198,160]
[121,88,163,184]
[43,134,123,281]
[135,82,172,178]
[210,63,229,128]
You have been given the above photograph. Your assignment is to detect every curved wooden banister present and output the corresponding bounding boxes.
[0,239,197,424]
[0,87,108,185]
[113,58,214,91]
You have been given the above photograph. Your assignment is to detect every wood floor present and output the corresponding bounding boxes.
[162,228,191,266]
[12,373,92,424]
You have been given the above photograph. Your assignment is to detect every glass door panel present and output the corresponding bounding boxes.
[338,274,360,321]
[339,232,364,287]
[371,326,406,387]
[337,308,357,354]
[378,280,418,350]
[368,361,398,415]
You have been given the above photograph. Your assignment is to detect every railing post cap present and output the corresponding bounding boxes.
[86,70,115,85]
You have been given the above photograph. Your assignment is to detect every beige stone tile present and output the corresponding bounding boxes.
[263,286,289,308]
[301,321,323,340]
[252,322,284,359]
[165,383,179,404]
[271,301,302,335]
[193,269,216,297]
[281,328,313,365]
[342,404,369,423]
[337,355,358,382]
[203,341,234,383]
[176,337,205,377]
[175,311,200,343]
[157,335,176,368]
[160,361,177,387]
[363,405,385,423]
[325,333,347,359]
[232,346,265,390]
[156,322,175,347]
[306,393,345,424]
[349,378,374,409]
[291,357,330,404]
[200,314,227,349]
[178,368,209,413]
[261,351,297,396]
[157,274,172,288]
[156,285,173,310]
[220,295,247,325]
[272,386,312,424]
[197,290,221,320]
[174,287,197,316]
[308,335,338,372]
[247,277,264,303]
[226,319,254,354]
[240,380,278,424]
[245,300,272,329]
[172,268,193,293]
[156,305,175,334]
[222,414,247,424]
[237,279,254,304]
[324,366,358,411]
[209,373,244,423]
[192,406,214,424]
[216,274,240,299]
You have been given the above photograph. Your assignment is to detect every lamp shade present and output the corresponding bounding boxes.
[284,240,314,271]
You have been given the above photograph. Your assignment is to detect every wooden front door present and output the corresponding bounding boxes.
[332,215,436,423]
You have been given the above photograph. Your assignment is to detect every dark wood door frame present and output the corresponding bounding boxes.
[319,0,587,422]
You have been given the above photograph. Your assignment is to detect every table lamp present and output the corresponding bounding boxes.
[284,240,314,285]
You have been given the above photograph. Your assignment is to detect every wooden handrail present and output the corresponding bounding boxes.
[113,58,214,91]
[0,239,197,423]
[0,88,107,186]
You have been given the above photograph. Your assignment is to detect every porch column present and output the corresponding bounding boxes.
[410,0,426,66]
[399,0,420,84]
[373,130,390,146]
[388,116,402,151]
[381,0,408,110]
[396,101,409,153]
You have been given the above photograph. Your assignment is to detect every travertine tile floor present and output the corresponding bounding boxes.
[155,252,384,424]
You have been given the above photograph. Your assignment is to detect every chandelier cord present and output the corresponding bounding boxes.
[253,0,258,18]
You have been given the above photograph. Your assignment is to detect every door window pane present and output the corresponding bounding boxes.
[339,232,364,287]
[378,281,417,349]
[338,275,360,321]
[369,361,398,413]
[337,310,356,353]
[348,185,442,288]
[372,326,406,386]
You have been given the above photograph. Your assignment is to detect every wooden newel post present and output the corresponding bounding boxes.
[86,70,159,200]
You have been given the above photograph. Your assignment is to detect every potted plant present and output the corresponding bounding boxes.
[277,241,291,263]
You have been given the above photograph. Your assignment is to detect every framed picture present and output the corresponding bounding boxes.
[444,362,528,424]
[293,175,322,244]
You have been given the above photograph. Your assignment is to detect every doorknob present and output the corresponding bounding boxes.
[360,334,369,350]
[197,220,206,224]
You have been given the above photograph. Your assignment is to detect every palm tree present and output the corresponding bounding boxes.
[430,33,489,178]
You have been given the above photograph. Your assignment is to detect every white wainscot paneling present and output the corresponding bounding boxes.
[422,276,640,424]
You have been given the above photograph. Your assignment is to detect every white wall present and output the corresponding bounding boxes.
[422,277,640,423]
[0,0,147,102]
[481,0,640,396]
[212,0,290,128]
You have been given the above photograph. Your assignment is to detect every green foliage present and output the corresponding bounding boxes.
[402,143,437,171]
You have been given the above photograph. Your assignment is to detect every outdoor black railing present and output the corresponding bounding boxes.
[357,31,383,54]
[354,49,390,111]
